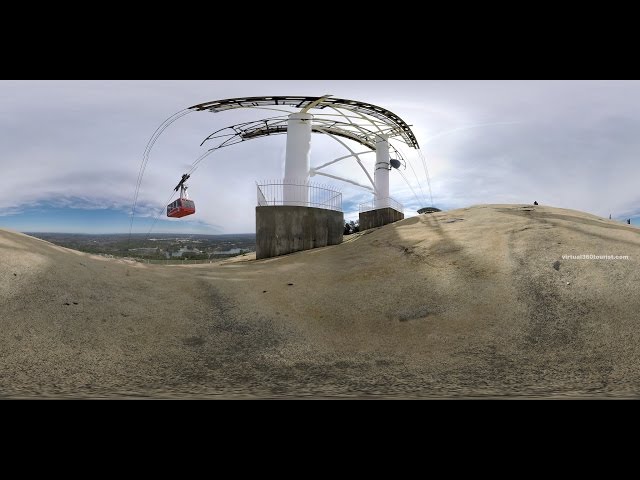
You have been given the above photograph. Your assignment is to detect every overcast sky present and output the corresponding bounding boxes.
[1,80,639,234]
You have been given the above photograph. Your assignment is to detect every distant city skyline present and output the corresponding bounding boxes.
[2,80,639,233]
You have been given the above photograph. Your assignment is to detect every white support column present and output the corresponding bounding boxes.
[374,134,390,209]
[284,112,313,206]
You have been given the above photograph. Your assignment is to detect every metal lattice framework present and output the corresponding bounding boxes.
[182,95,421,195]
[199,117,405,163]
[201,117,377,150]
[189,95,419,149]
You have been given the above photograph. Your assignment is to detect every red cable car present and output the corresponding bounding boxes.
[167,173,196,218]
[167,197,195,218]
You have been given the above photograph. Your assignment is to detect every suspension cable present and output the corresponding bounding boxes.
[397,168,424,207]
[144,190,179,239]
[128,108,193,244]
[417,149,434,206]
[391,141,428,206]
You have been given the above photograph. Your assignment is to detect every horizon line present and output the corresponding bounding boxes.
[19,231,257,236]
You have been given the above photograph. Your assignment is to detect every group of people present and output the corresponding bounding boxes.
[533,202,633,224]
[533,203,632,225]
[609,214,631,224]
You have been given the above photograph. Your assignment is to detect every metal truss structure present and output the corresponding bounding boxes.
[188,96,419,192]
[190,96,419,149]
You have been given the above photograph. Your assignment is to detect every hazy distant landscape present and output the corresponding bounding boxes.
[26,233,256,261]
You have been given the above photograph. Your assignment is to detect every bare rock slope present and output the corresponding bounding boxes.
[2,204,639,398]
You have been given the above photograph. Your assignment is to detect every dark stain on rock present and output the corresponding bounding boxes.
[394,305,434,322]
[183,336,205,346]
[553,261,560,271]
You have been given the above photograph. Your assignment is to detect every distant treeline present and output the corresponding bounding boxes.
[27,232,256,260]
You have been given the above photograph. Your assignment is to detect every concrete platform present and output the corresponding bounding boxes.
[359,207,404,231]
[256,206,343,259]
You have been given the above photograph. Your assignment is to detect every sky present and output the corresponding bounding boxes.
[1,80,639,234]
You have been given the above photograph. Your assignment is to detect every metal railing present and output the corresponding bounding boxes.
[256,180,342,212]
[359,196,404,213]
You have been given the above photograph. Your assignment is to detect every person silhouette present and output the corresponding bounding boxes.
[533,201,539,205]
[628,219,631,225]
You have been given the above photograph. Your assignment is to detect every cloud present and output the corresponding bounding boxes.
[2,80,639,233]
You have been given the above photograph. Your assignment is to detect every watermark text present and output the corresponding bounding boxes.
[562,254,629,260]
